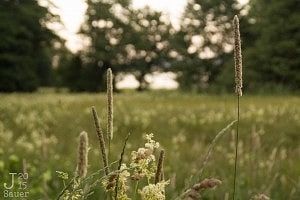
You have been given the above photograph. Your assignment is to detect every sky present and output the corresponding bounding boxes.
[51,0,249,52]
[51,0,187,52]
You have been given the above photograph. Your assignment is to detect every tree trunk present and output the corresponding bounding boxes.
[137,71,148,91]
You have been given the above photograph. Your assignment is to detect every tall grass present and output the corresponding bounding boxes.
[233,15,243,200]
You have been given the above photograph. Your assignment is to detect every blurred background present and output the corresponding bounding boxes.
[0,0,299,199]
[0,0,299,93]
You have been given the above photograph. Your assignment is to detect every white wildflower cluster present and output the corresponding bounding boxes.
[130,134,159,180]
[145,133,160,150]
[117,164,131,200]
[139,181,169,200]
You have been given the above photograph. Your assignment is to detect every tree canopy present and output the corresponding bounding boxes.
[0,0,299,93]
[244,0,300,91]
[0,0,62,92]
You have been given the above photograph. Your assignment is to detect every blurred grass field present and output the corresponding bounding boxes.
[0,92,299,199]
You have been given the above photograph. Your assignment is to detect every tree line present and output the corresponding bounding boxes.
[0,0,299,93]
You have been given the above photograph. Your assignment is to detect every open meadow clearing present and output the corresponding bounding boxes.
[0,92,299,199]
[1,0,299,199]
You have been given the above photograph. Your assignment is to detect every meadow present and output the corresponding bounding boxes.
[0,92,299,199]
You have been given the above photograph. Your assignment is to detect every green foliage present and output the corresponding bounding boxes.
[0,0,62,92]
[69,0,133,91]
[125,7,173,90]
[60,52,108,92]
[244,0,300,91]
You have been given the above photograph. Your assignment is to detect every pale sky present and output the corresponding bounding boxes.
[51,0,187,52]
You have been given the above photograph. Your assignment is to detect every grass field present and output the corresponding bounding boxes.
[0,92,299,199]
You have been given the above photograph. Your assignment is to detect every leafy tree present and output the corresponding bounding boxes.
[174,0,242,91]
[0,0,61,92]
[126,6,173,90]
[75,0,132,91]
[64,0,173,91]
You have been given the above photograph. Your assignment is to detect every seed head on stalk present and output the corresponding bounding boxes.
[155,149,165,184]
[233,15,243,200]
[107,68,113,141]
[76,131,89,178]
[233,15,243,97]
[91,106,109,175]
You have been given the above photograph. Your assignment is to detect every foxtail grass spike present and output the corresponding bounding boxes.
[107,68,113,141]
[76,131,88,178]
[155,149,165,184]
[91,106,109,175]
[233,15,243,97]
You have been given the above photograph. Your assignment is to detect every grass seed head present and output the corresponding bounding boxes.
[76,131,88,178]
[193,178,222,191]
[155,149,165,184]
[107,68,113,141]
[183,178,222,200]
[233,15,243,97]
[91,106,109,175]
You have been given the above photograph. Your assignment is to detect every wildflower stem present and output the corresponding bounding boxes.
[134,181,139,200]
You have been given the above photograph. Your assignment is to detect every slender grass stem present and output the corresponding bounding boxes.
[176,120,237,200]
[56,178,75,200]
[233,95,240,200]
[114,133,131,199]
